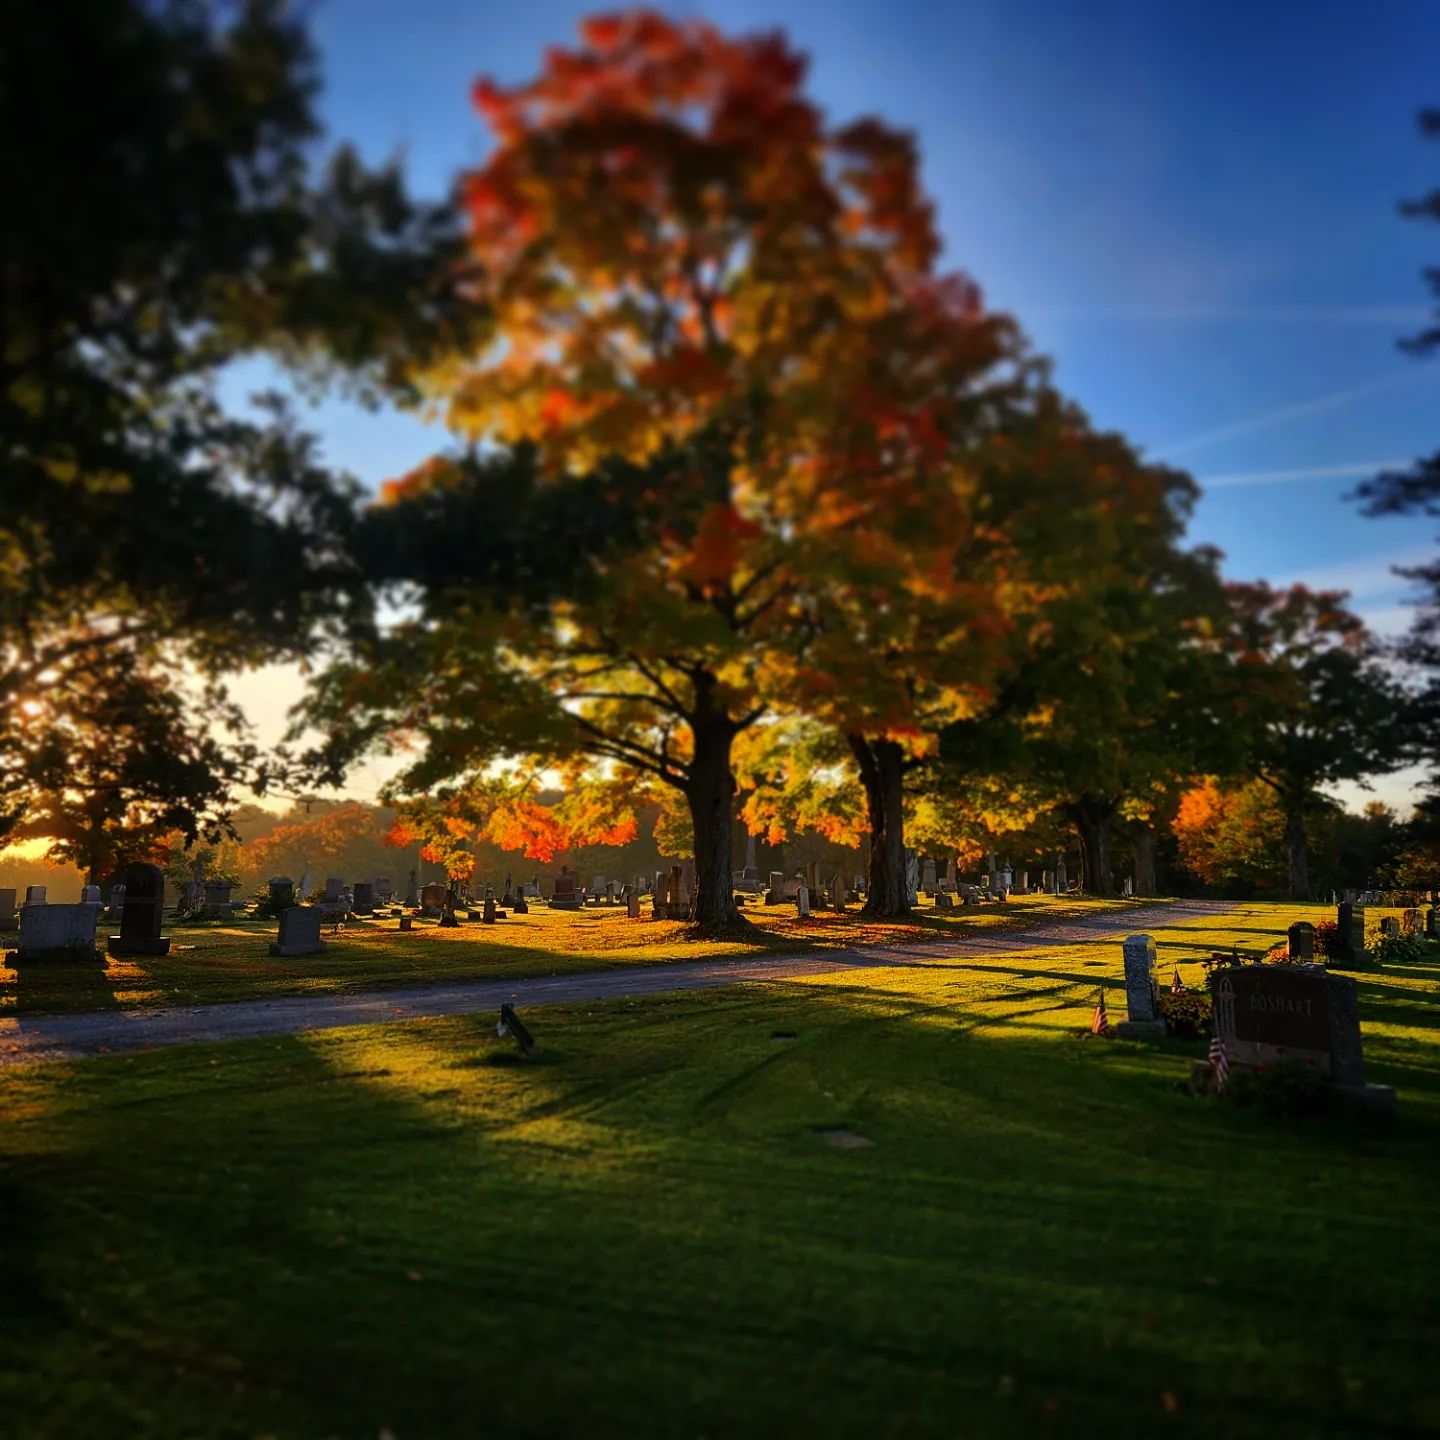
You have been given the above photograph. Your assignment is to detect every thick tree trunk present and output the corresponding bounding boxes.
[1130,826,1157,897]
[849,733,909,917]
[683,706,749,935]
[1065,797,1117,897]
[1285,803,1311,900]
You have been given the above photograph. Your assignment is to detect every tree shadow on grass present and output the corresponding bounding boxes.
[1,953,124,1016]
[7,992,1440,1439]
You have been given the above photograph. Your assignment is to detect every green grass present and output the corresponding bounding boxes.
[3,902,1438,1437]
[1,892,1150,1015]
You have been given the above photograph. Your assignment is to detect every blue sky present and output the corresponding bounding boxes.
[230,0,1440,808]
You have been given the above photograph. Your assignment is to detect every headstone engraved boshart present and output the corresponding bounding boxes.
[1210,965,1395,1115]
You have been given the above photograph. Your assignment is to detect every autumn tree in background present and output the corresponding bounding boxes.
[305,12,1026,933]
[937,410,1221,896]
[1220,583,1412,898]
[4,653,263,883]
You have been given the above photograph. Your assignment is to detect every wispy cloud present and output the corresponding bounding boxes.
[1159,369,1434,457]
[1031,303,1431,326]
[1197,460,1412,489]
[1267,545,1436,603]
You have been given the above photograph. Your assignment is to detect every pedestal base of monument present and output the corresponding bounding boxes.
[270,939,329,958]
[1330,1082,1398,1120]
[107,936,171,957]
[16,945,102,964]
[1114,1017,1166,1039]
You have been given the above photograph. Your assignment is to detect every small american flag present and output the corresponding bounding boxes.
[1208,1035,1229,1091]
[1091,988,1111,1036]
[1171,968,1186,993]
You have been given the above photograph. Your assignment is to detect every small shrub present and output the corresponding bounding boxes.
[1312,920,1342,959]
[1159,988,1212,1038]
[1369,930,1424,967]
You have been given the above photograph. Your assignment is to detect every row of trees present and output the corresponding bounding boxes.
[2,6,1435,930]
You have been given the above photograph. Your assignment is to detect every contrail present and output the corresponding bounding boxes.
[1159,369,1432,457]
[1198,460,1413,488]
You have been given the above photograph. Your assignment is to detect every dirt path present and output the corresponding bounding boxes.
[0,900,1233,1067]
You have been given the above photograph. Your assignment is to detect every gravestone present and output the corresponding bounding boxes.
[270,907,327,957]
[323,877,345,902]
[765,871,785,906]
[667,866,683,914]
[268,876,295,911]
[552,868,580,911]
[405,870,418,906]
[25,885,46,906]
[1119,934,1161,1034]
[652,890,668,921]
[1042,869,1053,894]
[0,888,16,932]
[107,863,170,957]
[440,890,460,928]
[904,850,919,906]
[482,896,498,924]
[1018,869,1029,892]
[419,882,448,915]
[626,889,640,919]
[80,884,101,905]
[399,915,413,932]
[1336,902,1366,967]
[796,884,811,918]
[935,891,955,911]
[204,880,237,916]
[1428,907,1439,940]
[920,858,938,896]
[501,877,516,906]
[1210,965,1393,1113]
[606,880,619,905]
[1121,876,1133,897]
[19,901,100,962]
[374,877,393,904]
[351,882,375,916]
[1380,916,1400,937]
[1055,858,1068,892]
[945,857,957,892]
[1287,921,1315,961]
[512,891,529,914]
[832,873,847,913]
[105,884,127,921]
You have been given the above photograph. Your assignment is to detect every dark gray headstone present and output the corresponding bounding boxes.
[352,882,374,915]
[270,907,327,958]
[1211,965,1365,1086]
[1287,921,1314,961]
[108,863,170,957]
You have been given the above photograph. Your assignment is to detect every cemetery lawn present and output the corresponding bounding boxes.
[2,893,1146,1015]
[3,904,1438,1438]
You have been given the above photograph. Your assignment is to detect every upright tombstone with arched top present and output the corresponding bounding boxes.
[107,863,171,957]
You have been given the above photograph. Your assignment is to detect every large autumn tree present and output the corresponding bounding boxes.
[0,0,476,850]
[304,12,1025,933]
[935,405,1223,896]
[1220,583,1412,898]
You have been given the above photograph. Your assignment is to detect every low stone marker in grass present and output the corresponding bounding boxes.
[270,907,328,958]
[1210,964,1395,1116]
[1287,921,1314,961]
